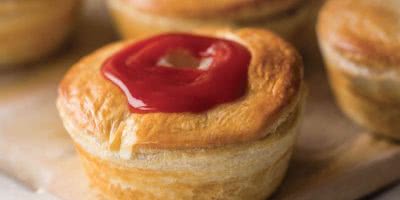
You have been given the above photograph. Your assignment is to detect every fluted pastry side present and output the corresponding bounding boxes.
[73,104,301,200]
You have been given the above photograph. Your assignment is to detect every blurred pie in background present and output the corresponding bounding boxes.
[107,0,311,42]
[0,0,80,68]
[318,0,400,140]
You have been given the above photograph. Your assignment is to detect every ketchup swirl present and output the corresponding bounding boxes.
[102,33,251,113]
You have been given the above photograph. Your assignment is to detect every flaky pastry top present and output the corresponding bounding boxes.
[114,0,304,21]
[57,29,303,149]
[318,0,400,73]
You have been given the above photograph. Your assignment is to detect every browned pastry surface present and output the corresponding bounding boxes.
[57,28,303,149]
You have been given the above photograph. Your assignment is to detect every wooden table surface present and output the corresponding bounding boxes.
[373,184,400,200]
[0,0,400,200]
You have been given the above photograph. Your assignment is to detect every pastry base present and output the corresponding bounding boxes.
[77,146,292,200]
[74,108,300,200]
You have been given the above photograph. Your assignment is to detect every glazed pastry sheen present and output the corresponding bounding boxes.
[101,33,251,113]
[318,0,400,139]
[57,28,305,200]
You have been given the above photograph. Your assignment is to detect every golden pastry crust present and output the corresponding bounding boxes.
[123,0,304,20]
[57,28,305,199]
[318,0,400,73]
[0,0,80,67]
[57,28,304,150]
[107,0,310,41]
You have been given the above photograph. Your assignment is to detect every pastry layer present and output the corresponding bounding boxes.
[318,0,400,74]
[57,28,304,149]
[107,0,310,40]
[75,103,301,200]
[0,0,80,67]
